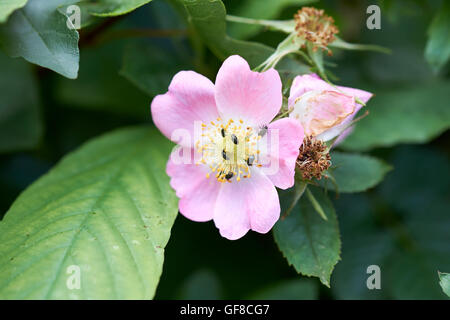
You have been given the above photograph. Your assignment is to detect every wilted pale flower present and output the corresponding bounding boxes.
[294,7,339,55]
[289,73,373,144]
[289,73,372,180]
[151,55,304,240]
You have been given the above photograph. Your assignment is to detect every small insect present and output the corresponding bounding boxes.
[221,128,226,137]
[222,149,229,160]
[225,172,234,180]
[231,134,238,144]
[258,125,268,137]
[246,155,255,166]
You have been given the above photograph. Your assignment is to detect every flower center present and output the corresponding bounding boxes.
[195,118,263,183]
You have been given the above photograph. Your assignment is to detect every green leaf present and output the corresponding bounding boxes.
[0,0,27,23]
[120,43,190,97]
[81,0,152,16]
[248,279,318,300]
[340,82,450,151]
[170,0,281,68]
[329,36,391,54]
[274,186,341,287]
[0,51,42,153]
[0,127,178,299]
[227,0,315,39]
[320,152,392,193]
[425,2,450,73]
[0,0,80,79]
[439,272,450,298]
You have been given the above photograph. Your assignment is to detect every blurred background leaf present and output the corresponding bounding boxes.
[320,152,392,193]
[226,0,315,40]
[0,52,42,153]
[176,269,223,299]
[248,279,318,300]
[340,82,450,151]
[120,42,192,97]
[81,0,152,16]
[424,1,450,73]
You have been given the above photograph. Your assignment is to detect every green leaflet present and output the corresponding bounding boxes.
[0,0,80,79]
[274,186,341,287]
[0,51,42,153]
[320,152,392,193]
[340,82,450,151]
[0,127,178,299]
[0,0,28,23]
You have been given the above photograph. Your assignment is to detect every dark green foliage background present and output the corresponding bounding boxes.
[0,0,449,299]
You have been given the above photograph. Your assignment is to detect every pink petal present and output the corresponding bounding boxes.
[151,71,219,147]
[213,169,280,240]
[318,88,372,143]
[215,55,282,127]
[259,118,304,189]
[290,90,356,137]
[289,73,373,107]
[166,147,219,222]
[288,74,332,106]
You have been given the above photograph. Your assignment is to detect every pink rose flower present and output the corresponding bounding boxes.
[151,55,304,240]
[288,74,373,144]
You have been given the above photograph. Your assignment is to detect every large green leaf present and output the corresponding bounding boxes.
[82,0,152,16]
[425,2,450,73]
[439,272,450,298]
[0,0,80,79]
[320,152,392,193]
[274,186,341,287]
[0,127,178,299]
[170,0,280,68]
[0,0,27,23]
[0,51,42,153]
[340,82,450,151]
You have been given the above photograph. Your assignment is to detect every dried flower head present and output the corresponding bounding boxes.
[296,135,331,180]
[294,7,339,56]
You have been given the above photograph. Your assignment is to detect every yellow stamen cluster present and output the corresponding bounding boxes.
[195,118,263,183]
[294,7,339,56]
